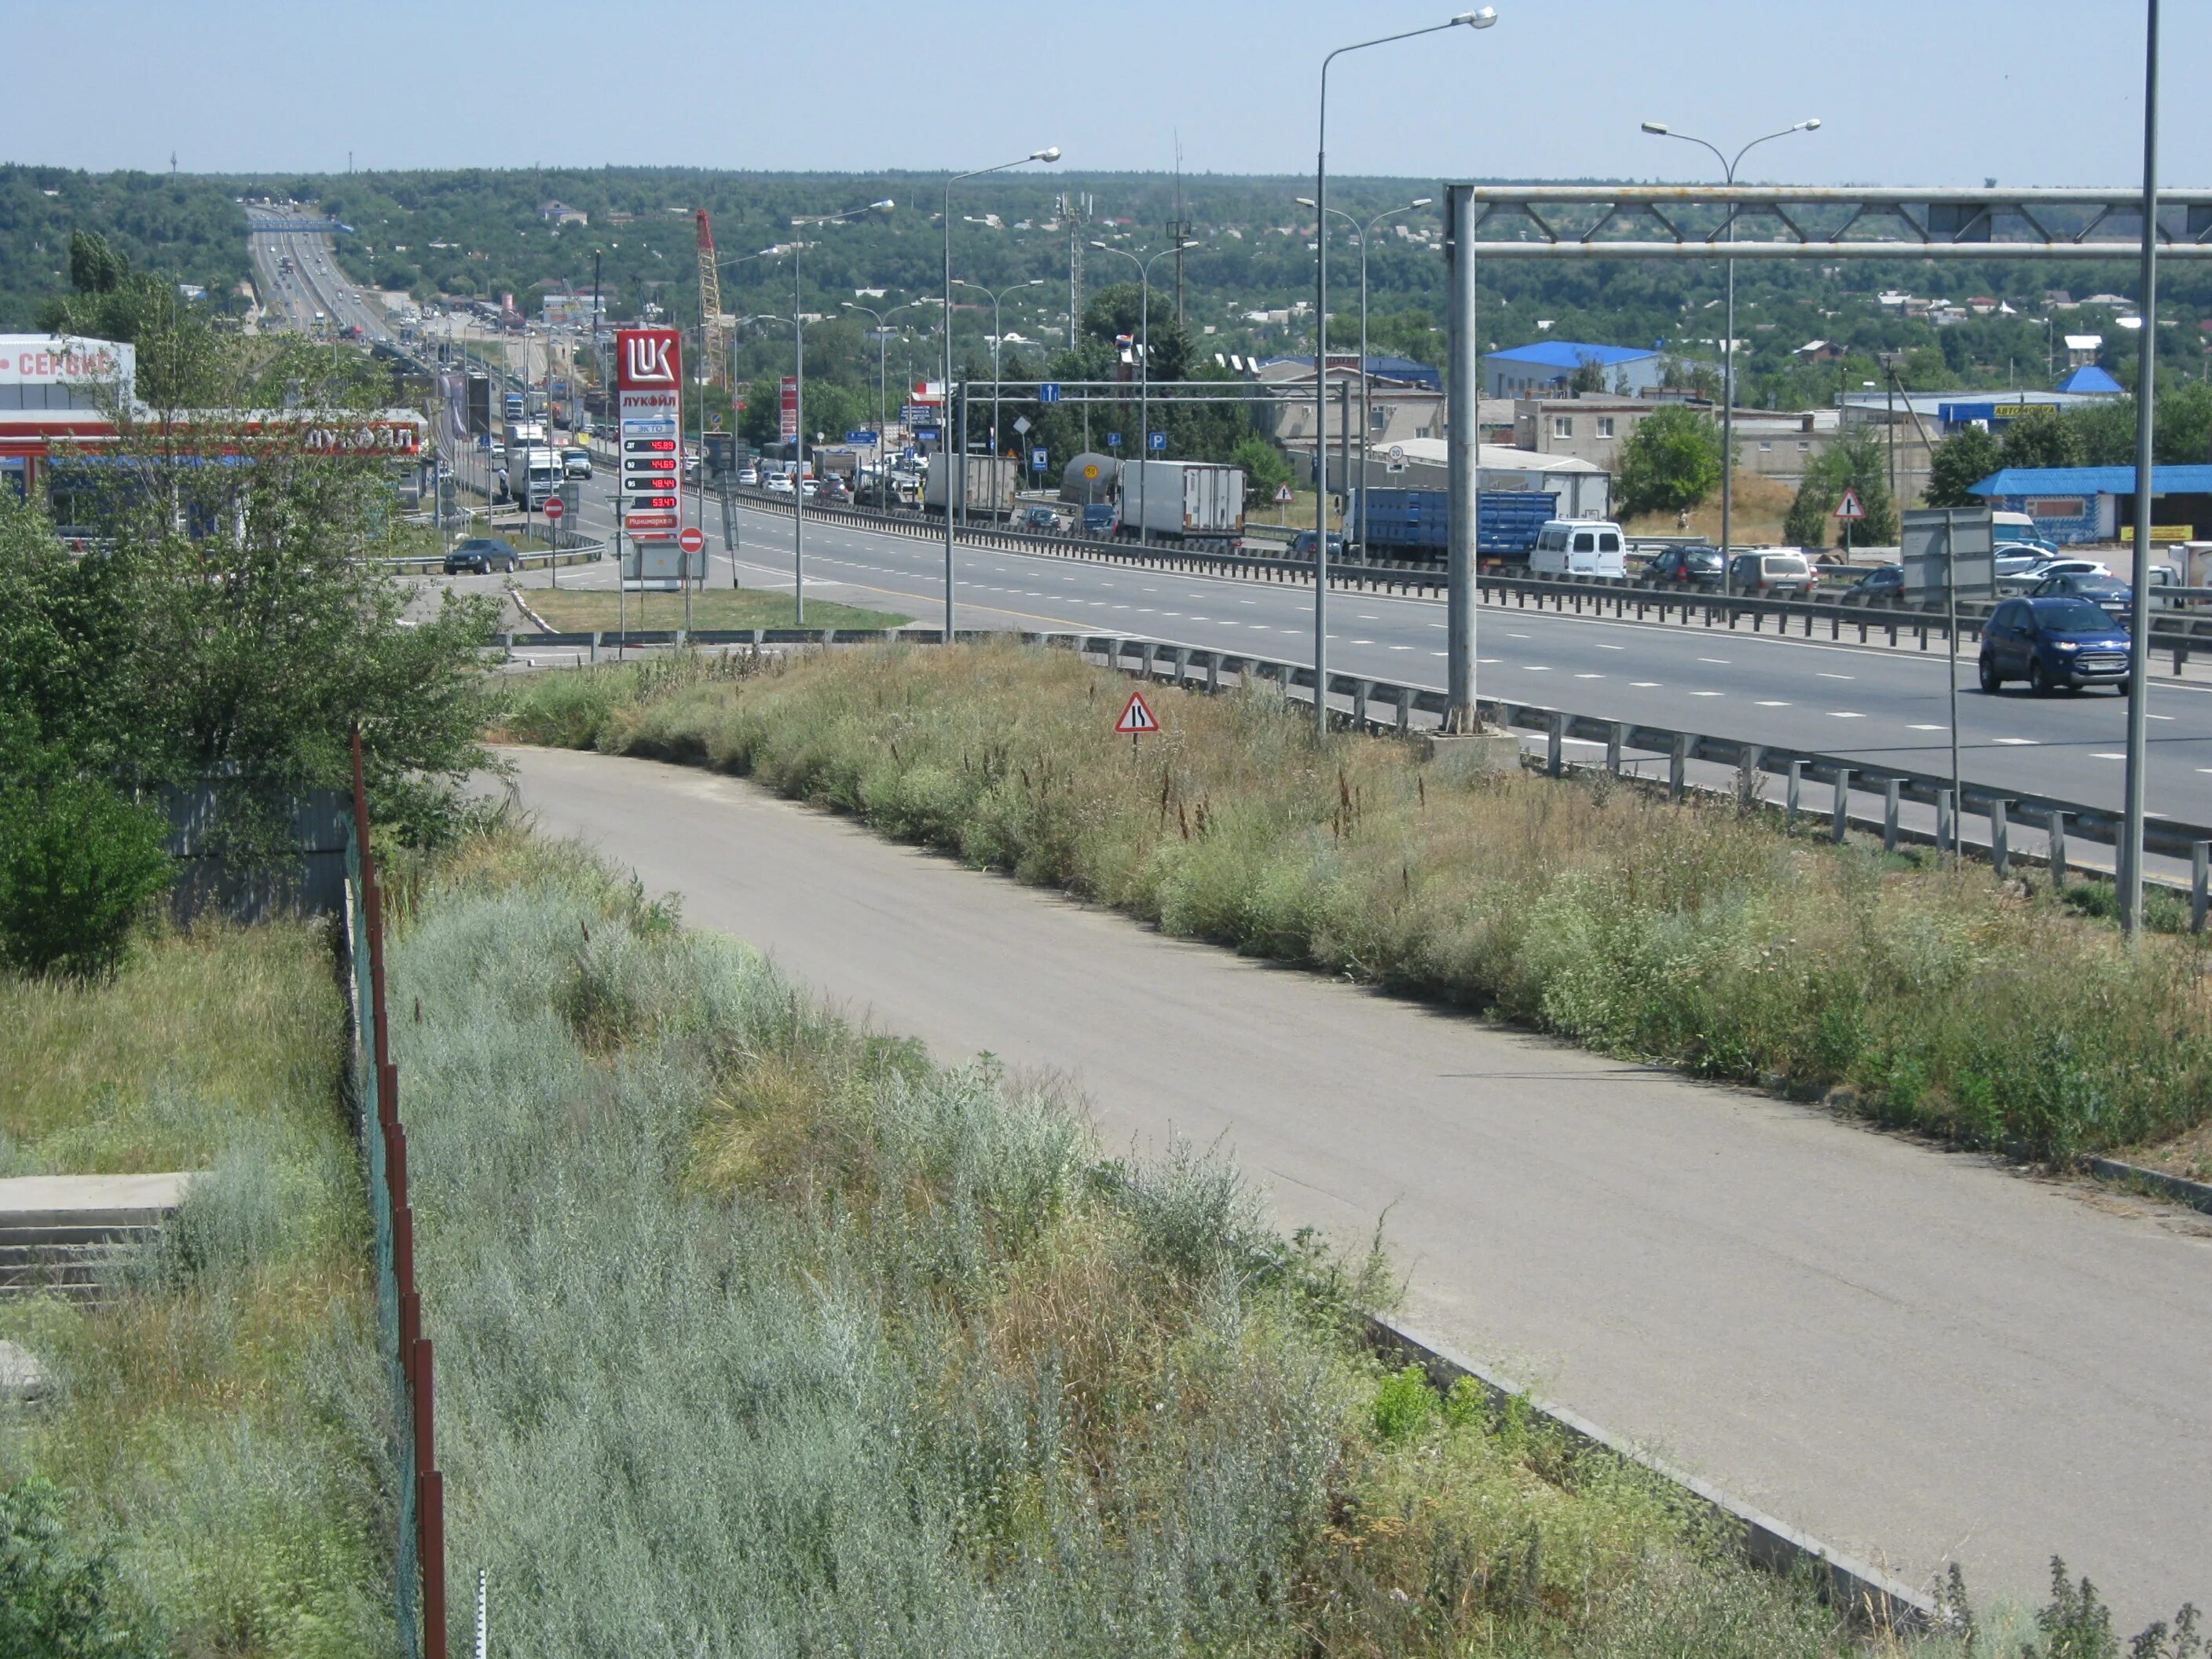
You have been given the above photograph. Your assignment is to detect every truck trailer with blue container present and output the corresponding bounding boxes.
[1349,489,1559,562]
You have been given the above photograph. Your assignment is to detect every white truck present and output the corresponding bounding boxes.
[924,453,1018,519]
[1117,459,1246,544]
[504,418,547,452]
[510,445,563,511]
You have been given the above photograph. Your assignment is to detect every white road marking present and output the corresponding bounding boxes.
[1575,672,1604,679]
[1697,657,1730,665]
[1908,723,1946,731]
[1756,700,1790,707]
[1523,665,1552,671]
[1994,738,2039,745]
[1594,643,1623,650]
[1630,681,1661,688]
[1828,711,1865,719]
[1817,672,1854,680]
[2093,752,2126,760]
[1690,690,1723,698]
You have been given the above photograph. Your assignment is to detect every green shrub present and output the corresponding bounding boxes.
[0,775,172,980]
[0,1478,162,1659]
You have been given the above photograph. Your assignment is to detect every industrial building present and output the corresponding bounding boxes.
[1483,340,1671,398]
[1968,464,2212,545]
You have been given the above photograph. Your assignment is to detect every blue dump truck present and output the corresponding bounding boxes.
[1348,488,1558,563]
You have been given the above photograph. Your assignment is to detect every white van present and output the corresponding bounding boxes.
[1529,518,1628,580]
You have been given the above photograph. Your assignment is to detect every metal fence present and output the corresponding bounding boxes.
[342,731,449,1659]
[161,783,350,924]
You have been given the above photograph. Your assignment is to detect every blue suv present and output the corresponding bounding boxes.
[1977,596,2133,695]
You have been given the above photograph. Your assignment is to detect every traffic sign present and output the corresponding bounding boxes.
[1836,487,1866,521]
[541,496,564,522]
[1115,690,1160,736]
[1038,383,1061,404]
[678,526,705,555]
[1031,447,1049,471]
[1082,463,1101,481]
[1388,444,1405,466]
[1013,415,1031,436]
[1149,431,1167,451]
[1107,432,1122,448]
[846,430,877,445]
[1273,484,1294,504]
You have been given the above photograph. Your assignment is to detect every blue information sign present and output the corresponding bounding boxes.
[1038,383,1061,404]
[1107,432,1122,448]
[1148,431,1166,451]
[1031,447,1049,471]
[846,430,877,445]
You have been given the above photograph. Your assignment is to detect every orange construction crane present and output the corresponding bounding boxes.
[695,209,726,387]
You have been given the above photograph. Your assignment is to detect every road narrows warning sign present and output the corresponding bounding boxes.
[1835,487,1866,522]
[1115,690,1160,736]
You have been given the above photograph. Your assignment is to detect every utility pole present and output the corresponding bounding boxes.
[2120,0,2161,939]
[1170,134,1191,329]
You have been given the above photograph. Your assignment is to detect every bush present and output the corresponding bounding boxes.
[1617,405,1722,518]
[0,1478,162,1659]
[0,773,171,979]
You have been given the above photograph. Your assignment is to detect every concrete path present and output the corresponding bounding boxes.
[503,745,2212,1626]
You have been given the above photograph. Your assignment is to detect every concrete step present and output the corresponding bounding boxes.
[0,1173,197,1304]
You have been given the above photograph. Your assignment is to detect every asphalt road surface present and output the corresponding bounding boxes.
[448,449,2212,825]
[500,743,2212,1628]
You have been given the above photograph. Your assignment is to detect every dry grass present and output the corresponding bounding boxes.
[1621,471,1797,544]
[500,641,2212,1160]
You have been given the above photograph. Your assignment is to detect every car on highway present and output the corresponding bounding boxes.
[1843,562,1906,601]
[562,448,593,479]
[1288,529,1347,560]
[764,472,796,496]
[2028,570,2132,611]
[444,537,522,575]
[1641,546,1725,589]
[815,477,851,504]
[737,466,760,486]
[1018,505,1064,534]
[1726,549,1817,598]
[1977,595,2133,694]
[1996,555,2106,595]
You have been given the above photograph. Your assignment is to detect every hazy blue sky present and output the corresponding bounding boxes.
[1,1,2196,187]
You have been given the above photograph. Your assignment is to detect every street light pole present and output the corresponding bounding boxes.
[1642,117,1820,593]
[2121,0,2162,939]
[953,276,1046,472]
[1315,10,1496,738]
[841,298,930,502]
[1090,244,1175,547]
[945,148,1060,637]
[1302,196,1433,554]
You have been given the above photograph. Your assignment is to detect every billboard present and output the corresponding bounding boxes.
[780,376,799,440]
[616,328,686,580]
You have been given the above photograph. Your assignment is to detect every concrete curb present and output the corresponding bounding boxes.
[1365,1315,1937,1633]
[2086,1156,2212,1216]
[511,591,557,635]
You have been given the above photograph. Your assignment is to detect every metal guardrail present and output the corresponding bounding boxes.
[490,624,2212,910]
[377,540,606,576]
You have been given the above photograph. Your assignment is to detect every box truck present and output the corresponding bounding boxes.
[1117,459,1246,543]
[924,454,1019,519]
[1347,488,1560,562]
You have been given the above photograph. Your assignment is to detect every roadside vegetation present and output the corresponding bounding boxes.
[0,922,394,1657]
[394,826,2079,1659]
[498,643,2212,1163]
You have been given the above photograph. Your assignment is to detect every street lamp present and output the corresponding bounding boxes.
[952,276,1046,465]
[1641,116,1820,591]
[764,198,894,624]
[944,147,1060,637]
[1313,9,1496,737]
[842,297,936,500]
[1299,195,1431,554]
[1090,243,1177,547]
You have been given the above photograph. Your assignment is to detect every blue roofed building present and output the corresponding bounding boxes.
[1484,340,1671,397]
[1968,464,2212,545]
[2054,364,2125,395]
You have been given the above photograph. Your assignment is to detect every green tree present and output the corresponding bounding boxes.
[39,232,225,409]
[1231,434,1291,496]
[1784,429,1898,550]
[1615,405,1722,518]
[1925,425,2002,507]
[1998,404,2085,471]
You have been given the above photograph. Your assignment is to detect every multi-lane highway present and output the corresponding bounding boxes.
[247,203,394,341]
[460,452,2212,826]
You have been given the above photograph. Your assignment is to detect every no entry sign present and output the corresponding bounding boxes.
[678,526,705,554]
[541,496,564,522]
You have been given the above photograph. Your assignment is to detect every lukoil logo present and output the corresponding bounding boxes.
[623,335,675,383]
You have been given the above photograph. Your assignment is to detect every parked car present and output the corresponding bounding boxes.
[1018,504,1064,534]
[444,536,521,575]
[1977,595,2133,694]
[1844,563,1906,601]
[1727,549,1817,597]
[1643,546,1725,589]
[1529,518,1628,580]
[1997,555,2107,595]
[2028,570,2133,610]
[561,448,592,479]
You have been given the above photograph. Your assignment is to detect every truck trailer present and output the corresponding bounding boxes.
[1116,459,1246,544]
[1347,488,1560,562]
[924,453,1019,520]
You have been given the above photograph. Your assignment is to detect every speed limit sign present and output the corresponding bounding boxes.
[542,496,564,521]
[678,526,705,555]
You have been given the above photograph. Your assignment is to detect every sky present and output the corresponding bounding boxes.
[0,1,2199,189]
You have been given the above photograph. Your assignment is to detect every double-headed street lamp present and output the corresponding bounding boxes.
[1313,9,1496,737]
[1640,117,1819,591]
[1088,241,1177,547]
[943,148,1060,636]
[951,276,1046,463]
[840,296,939,478]
[763,199,894,623]
[1298,194,1431,554]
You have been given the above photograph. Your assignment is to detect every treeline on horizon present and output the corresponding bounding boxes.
[7,163,2210,414]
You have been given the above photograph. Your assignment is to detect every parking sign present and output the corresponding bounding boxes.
[1149,431,1166,451]
[1031,447,1048,471]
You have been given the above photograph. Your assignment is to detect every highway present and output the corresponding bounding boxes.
[461,454,2212,826]
[500,742,2212,1629]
